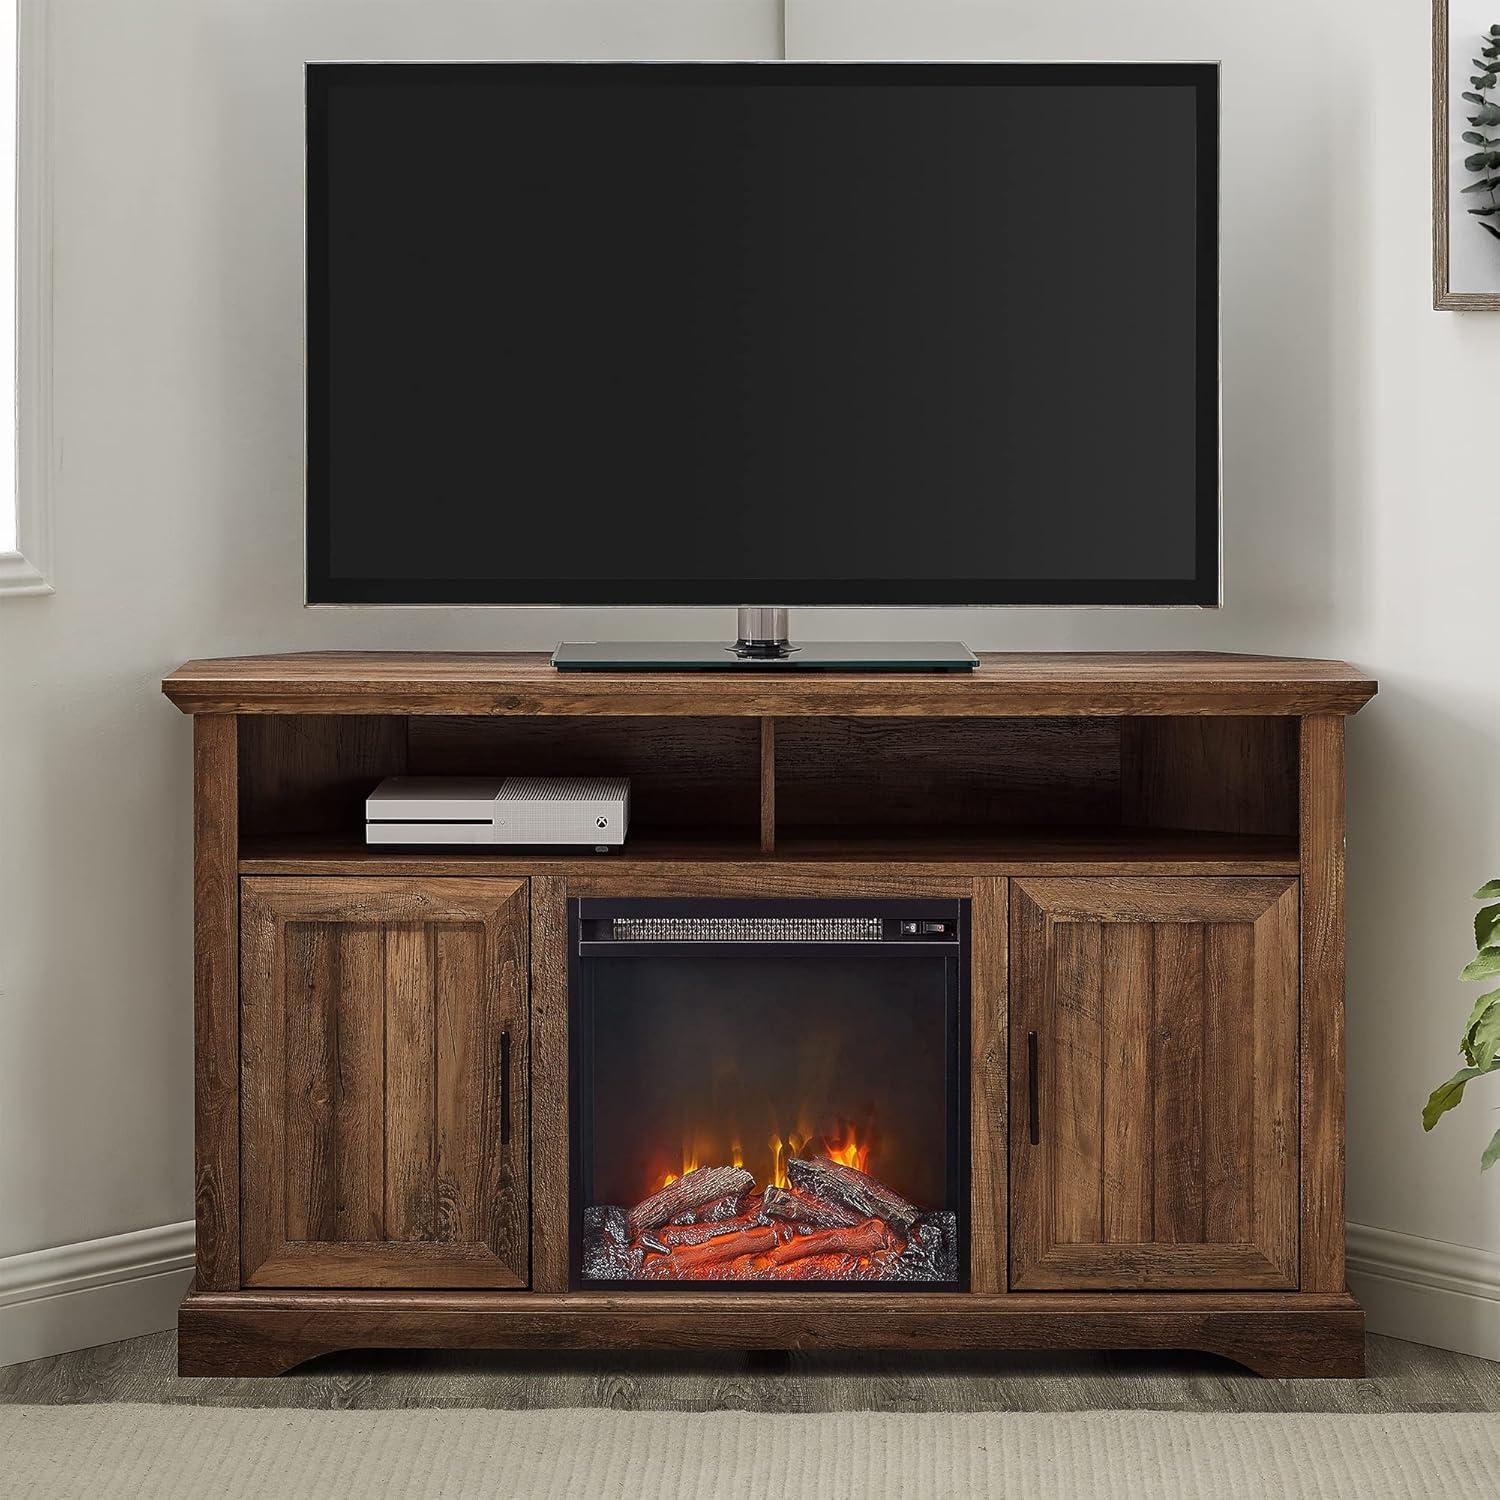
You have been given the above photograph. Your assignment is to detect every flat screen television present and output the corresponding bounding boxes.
[306,61,1220,625]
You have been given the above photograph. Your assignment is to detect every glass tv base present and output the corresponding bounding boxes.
[554,607,976,672]
[552,641,978,673]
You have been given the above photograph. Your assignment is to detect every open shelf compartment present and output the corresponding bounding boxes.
[234,712,1301,871]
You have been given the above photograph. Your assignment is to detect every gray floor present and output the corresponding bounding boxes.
[2,1332,1498,1413]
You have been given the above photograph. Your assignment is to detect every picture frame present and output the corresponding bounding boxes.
[1434,0,1500,308]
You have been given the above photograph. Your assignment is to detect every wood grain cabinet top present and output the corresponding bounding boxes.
[162,651,1377,718]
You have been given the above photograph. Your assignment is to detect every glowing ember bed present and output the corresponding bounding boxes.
[569,900,969,1290]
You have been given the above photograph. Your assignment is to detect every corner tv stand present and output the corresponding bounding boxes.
[162,651,1376,1378]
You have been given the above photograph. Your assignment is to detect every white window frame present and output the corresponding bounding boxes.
[0,0,50,597]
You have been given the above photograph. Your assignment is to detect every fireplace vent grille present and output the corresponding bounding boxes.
[607,916,883,943]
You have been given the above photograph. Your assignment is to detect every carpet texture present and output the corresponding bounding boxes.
[4,1404,1499,1498]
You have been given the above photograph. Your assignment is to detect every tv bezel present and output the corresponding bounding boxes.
[305,60,1221,609]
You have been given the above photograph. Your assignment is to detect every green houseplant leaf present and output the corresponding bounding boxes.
[1460,988,1500,1060]
[1423,874,1500,1167]
[1460,949,1500,982]
[1484,1128,1500,1172]
[1465,999,1500,1068]
[1425,1067,1489,1130]
[1477,904,1500,951]
[1458,990,1500,1062]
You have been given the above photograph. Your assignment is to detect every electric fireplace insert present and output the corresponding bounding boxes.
[570,899,969,1290]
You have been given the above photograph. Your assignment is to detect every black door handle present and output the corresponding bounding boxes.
[1027,1030,1040,1146]
[500,1030,512,1146]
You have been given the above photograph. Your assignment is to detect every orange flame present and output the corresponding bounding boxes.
[658,1150,702,1192]
[768,1130,815,1189]
[822,1126,871,1175]
[650,1119,875,1198]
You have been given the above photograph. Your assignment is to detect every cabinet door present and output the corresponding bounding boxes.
[241,877,528,1288]
[1010,877,1298,1291]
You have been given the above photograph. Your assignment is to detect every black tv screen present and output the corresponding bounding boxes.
[306,62,1219,607]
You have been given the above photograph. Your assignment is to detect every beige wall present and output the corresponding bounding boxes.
[3,0,1497,1354]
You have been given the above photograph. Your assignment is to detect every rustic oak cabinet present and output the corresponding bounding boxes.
[162,651,1376,1378]
[1009,877,1299,1292]
[239,877,530,1289]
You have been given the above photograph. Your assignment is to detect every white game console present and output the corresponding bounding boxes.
[365,776,630,848]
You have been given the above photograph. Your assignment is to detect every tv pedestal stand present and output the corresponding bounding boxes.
[732,604,799,659]
[551,606,978,673]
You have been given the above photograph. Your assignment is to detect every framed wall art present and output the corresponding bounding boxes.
[1435,1,1500,307]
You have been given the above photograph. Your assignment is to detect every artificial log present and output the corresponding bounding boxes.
[752,1218,899,1271]
[761,1183,859,1230]
[694,1193,746,1224]
[756,1254,866,1281]
[626,1166,755,1239]
[639,1223,781,1279]
[786,1157,920,1235]
[659,1212,767,1249]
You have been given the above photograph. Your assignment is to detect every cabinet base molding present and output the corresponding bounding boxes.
[177,1289,1365,1380]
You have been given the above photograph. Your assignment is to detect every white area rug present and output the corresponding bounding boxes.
[4,1404,1500,1498]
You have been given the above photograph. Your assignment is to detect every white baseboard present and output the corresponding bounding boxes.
[1347,1221,1500,1363]
[0,1217,1494,1369]
[0,1222,195,1369]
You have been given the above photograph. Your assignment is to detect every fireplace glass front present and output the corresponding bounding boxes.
[570,899,968,1290]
